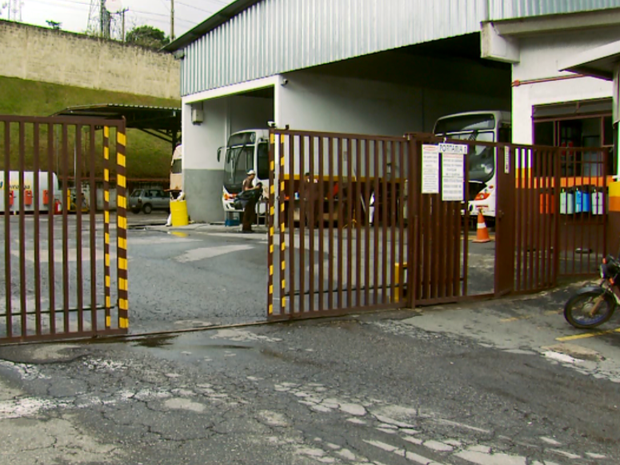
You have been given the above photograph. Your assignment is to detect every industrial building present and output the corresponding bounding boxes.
[165,0,620,223]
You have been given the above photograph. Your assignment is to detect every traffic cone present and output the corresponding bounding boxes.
[473,209,492,243]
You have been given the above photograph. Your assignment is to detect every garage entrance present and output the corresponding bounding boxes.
[267,128,608,320]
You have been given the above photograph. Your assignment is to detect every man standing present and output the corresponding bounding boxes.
[241,170,261,233]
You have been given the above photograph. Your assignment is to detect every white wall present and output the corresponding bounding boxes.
[512,27,620,144]
[277,70,509,136]
[182,93,274,222]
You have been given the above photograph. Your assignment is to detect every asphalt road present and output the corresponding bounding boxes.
[1,293,619,465]
[1,212,620,464]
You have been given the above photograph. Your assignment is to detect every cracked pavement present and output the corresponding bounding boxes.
[1,306,619,465]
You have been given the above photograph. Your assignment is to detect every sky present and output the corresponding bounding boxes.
[0,0,235,39]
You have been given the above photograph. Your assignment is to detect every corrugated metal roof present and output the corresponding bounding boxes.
[177,0,487,96]
[172,0,620,96]
[489,0,620,20]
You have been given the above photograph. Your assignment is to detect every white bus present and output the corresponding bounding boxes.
[433,110,512,218]
[218,129,270,212]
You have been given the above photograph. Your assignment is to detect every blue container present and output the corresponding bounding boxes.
[582,187,591,213]
[574,188,582,214]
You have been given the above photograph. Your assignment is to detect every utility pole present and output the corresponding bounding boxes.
[170,0,175,41]
[120,8,128,41]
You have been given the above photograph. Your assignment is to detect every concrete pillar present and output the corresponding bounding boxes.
[182,98,229,223]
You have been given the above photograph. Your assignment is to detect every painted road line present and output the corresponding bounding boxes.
[556,327,620,342]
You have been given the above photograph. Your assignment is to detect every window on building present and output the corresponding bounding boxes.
[533,98,615,176]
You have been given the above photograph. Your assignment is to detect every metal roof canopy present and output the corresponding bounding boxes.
[53,104,182,150]
[560,40,620,126]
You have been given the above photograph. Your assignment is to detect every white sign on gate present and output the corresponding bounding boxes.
[442,153,464,202]
[438,143,468,154]
[422,144,440,194]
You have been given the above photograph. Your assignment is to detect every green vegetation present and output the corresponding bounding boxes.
[126,25,170,49]
[0,76,180,180]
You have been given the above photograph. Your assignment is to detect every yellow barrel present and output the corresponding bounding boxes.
[170,200,189,227]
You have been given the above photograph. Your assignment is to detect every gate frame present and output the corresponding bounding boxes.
[266,128,608,321]
[1,114,128,344]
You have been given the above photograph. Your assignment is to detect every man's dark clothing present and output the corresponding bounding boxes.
[241,176,259,232]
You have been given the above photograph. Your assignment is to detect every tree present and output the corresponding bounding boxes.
[46,20,62,30]
[125,25,169,49]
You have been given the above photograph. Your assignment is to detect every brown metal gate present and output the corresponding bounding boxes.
[267,129,608,320]
[267,130,413,319]
[1,115,128,343]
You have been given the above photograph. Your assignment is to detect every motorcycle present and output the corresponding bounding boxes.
[564,255,620,329]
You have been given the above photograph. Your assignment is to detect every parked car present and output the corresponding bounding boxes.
[129,189,170,214]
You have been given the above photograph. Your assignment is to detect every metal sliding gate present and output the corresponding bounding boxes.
[1,115,128,343]
[267,129,608,320]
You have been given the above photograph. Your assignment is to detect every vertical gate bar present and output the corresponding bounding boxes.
[288,134,295,315]
[407,137,419,308]
[18,122,27,337]
[603,150,608,258]
[571,148,577,274]
[3,122,11,339]
[279,133,288,316]
[389,140,397,303]
[553,148,561,285]
[299,136,306,314]
[309,135,315,312]
[33,123,42,336]
[328,136,335,310]
[421,193,430,299]
[454,178,462,297]
[381,141,388,303]
[432,156,441,298]
[88,125,97,331]
[524,149,531,290]
[75,125,84,333]
[356,138,363,307]
[542,149,550,286]
[462,149,470,296]
[337,137,344,309]
[103,126,111,329]
[446,196,454,298]
[267,132,275,318]
[364,139,371,306]
[318,136,325,312]
[515,148,522,291]
[116,123,129,331]
[278,132,288,316]
[373,140,380,304]
[346,137,354,308]
[61,123,70,333]
[47,123,56,334]
[527,150,535,291]
[533,150,541,288]
[549,149,556,284]
[440,196,448,298]
[398,141,405,304]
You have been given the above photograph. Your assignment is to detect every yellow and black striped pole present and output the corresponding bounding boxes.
[116,124,129,331]
[267,133,276,317]
[278,133,287,315]
[103,126,112,329]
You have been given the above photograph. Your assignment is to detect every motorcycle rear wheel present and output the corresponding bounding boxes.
[564,289,615,329]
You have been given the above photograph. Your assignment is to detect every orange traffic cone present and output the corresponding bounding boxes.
[473,209,492,243]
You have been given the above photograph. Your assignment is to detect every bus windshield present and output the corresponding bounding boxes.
[435,114,498,185]
[224,144,254,193]
[446,131,495,184]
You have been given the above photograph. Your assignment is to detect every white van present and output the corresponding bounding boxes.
[170,145,183,192]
